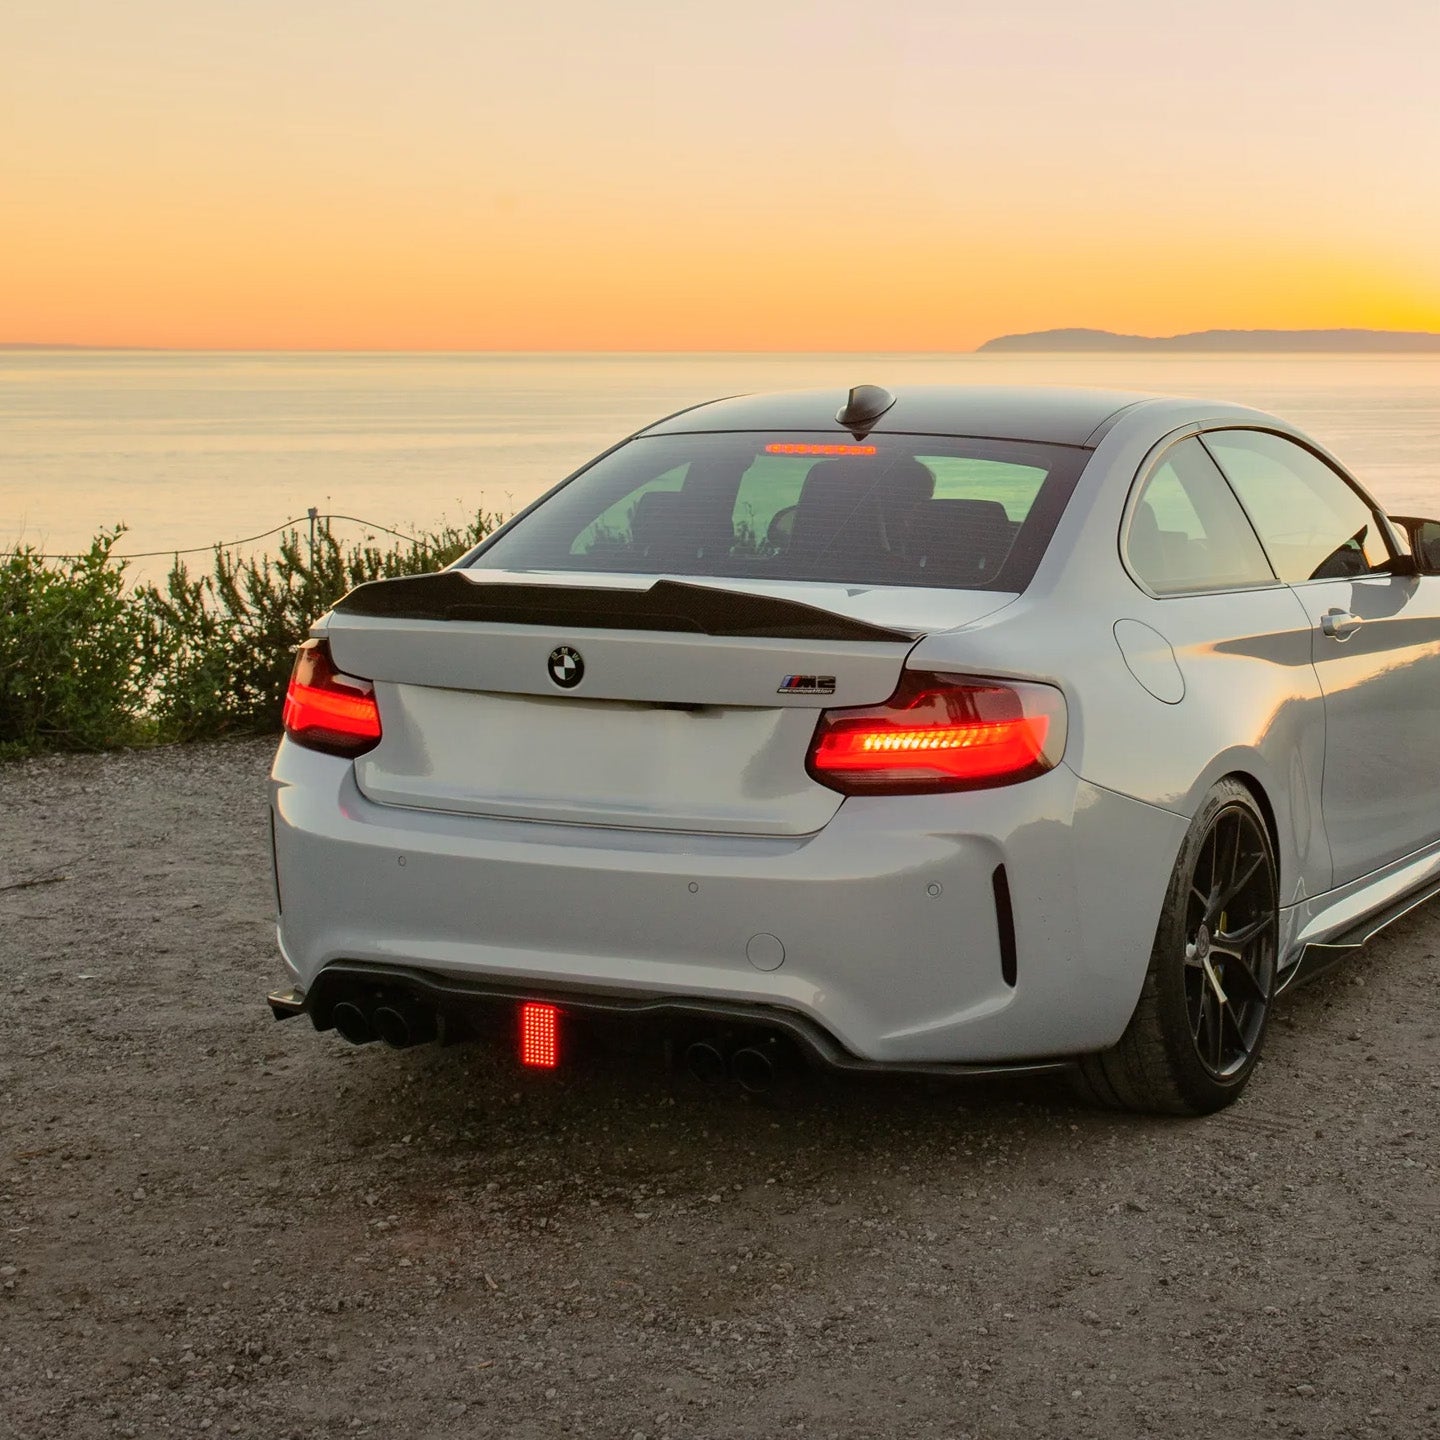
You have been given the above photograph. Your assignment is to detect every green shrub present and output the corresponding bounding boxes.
[0,512,501,756]
[0,528,146,755]
[138,512,501,741]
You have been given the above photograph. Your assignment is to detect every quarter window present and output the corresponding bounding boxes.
[1125,438,1275,595]
[1202,430,1391,583]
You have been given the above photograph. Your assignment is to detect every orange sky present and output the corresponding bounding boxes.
[3,0,1439,350]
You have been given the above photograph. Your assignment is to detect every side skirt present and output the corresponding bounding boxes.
[1278,858,1440,995]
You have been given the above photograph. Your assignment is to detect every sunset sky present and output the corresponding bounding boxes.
[4,0,1439,350]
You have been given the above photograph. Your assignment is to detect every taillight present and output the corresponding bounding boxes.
[807,672,1066,794]
[281,639,382,758]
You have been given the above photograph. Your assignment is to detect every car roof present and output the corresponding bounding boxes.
[638,384,1166,447]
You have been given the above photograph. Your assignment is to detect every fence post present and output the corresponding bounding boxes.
[306,507,319,620]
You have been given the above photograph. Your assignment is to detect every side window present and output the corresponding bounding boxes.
[1203,430,1391,583]
[1125,438,1275,595]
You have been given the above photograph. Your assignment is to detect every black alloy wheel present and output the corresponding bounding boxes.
[1183,804,1276,1080]
[1074,778,1280,1115]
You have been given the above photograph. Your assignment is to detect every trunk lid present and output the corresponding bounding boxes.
[324,571,1013,835]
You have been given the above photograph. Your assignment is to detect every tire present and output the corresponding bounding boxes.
[1074,778,1280,1116]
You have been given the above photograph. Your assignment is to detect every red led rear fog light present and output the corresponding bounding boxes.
[520,1003,560,1068]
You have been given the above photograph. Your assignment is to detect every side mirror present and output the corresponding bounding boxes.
[1420,522,1440,574]
[1389,516,1440,576]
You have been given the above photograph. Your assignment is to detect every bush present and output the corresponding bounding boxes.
[0,512,501,756]
[0,528,145,755]
[138,513,500,741]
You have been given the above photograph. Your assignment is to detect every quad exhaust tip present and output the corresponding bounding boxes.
[329,995,440,1049]
[683,1037,782,1092]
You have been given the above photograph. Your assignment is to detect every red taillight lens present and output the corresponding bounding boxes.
[520,1003,559,1068]
[807,672,1066,794]
[281,639,382,758]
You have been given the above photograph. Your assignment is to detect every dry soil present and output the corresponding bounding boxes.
[2,740,1437,1439]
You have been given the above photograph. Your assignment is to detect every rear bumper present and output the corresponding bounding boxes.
[267,962,1070,1078]
[269,739,1189,1064]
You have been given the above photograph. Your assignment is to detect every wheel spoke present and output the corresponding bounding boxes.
[1225,814,1242,892]
[1216,854,1265,914]
[1221,955,1268,1005]
[1220,999,1251,1059]
[1192,986,1211,1050]
[1216,915,1269,949]
[1177,802,1278,1081]
[1211,994,1226,1071]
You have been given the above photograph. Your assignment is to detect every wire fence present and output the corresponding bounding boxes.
[29,510,427,561]
[3,505,500,754]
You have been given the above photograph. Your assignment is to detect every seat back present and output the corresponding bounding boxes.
[904,498,1016,581]
[785,457,934,571]
[629,490,735,569]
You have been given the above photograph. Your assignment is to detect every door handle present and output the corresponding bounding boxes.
[1321,609,1363,641]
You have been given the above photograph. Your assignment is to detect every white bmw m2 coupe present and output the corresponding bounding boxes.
[267,385,1440,1114]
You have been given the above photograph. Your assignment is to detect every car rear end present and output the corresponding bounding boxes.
[267,403,1172,1078]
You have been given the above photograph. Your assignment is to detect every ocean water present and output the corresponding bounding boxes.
[3,350,1439,582]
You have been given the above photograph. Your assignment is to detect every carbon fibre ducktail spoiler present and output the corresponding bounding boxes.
[329,573,920,645]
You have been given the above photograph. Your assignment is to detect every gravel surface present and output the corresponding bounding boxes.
[2,739,1438,1439]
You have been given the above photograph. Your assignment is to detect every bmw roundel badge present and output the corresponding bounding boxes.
[547,645,584,689]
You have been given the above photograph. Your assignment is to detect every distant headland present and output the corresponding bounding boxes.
[978,328,1440,353]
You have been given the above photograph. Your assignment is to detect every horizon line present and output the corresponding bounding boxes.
[7,325,1440,356]
[0,343,995,356]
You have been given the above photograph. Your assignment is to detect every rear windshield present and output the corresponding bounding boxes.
[471,431,1089,591]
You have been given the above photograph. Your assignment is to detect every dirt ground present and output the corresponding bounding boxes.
[1,739,1437,1440]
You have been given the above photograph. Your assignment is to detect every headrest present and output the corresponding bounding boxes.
[903,497,1017,578]
[630,489,732,556]
[1130,500,1161,543]
[1127,500,1165,580]
[795,456,935,511]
